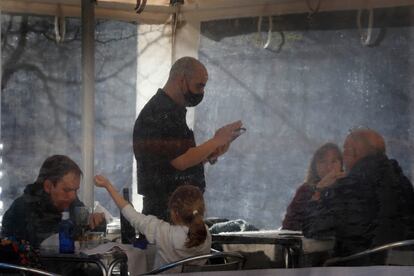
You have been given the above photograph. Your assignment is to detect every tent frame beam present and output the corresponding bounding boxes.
[2,0,414,24]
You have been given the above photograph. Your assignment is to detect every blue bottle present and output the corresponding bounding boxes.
[59,210,75,253]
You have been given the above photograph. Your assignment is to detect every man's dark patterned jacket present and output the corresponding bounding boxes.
[2,182,84,248]
[303,153,414,257]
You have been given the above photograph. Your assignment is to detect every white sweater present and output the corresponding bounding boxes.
[121,205,212,272]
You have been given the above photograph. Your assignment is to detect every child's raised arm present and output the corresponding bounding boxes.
[94,175,129,210]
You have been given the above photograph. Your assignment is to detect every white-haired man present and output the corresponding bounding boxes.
[304,128,414,264]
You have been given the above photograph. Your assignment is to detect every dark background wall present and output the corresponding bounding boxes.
[197,7,414,229]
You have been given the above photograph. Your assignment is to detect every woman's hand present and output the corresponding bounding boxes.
[316,167,346,189]
[94,175,111,189]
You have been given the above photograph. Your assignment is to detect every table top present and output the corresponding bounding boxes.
[212,230,335,253]
[213,230,303,237]
[39,252,101,259]
[212,230,303,245]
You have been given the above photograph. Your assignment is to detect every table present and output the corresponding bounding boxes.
[212,230,334,268]
[40,226,158,275]
[79,242,156,275]
[39,242,156,276]
[39,252,110,276]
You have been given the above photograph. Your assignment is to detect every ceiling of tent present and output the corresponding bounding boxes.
[2,0,414,24]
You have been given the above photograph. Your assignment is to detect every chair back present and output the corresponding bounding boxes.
[142,251,244,275]
[182,252,243,272]
[324,239,414,266]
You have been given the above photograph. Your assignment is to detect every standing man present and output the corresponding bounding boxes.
[133,57,242,220]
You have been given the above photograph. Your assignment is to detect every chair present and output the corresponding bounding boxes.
[141,251,244,275]
[107,252,128,276]
[323,239,414,266]
[39,254,107,276]
[0,262,61,276]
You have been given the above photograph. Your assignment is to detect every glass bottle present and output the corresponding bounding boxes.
[59,209,75,253]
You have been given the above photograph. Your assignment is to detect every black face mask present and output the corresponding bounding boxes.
[183,79,204,107]
[184,90,204,107]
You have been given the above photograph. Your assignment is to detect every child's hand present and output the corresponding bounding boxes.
[94,175,111,189]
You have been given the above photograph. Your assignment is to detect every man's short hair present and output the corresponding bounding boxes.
[169,56,203,80]
[35,155,82,186]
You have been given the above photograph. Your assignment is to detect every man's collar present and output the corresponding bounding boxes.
[349,153,388,175]
[157,88,186,113]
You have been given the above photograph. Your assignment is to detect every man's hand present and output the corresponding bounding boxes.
[89,212,105,230]
[207,121,243,164]
[207,143,230,164]
[214,120,243,146]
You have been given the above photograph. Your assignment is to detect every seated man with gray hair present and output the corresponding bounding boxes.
[303,128,414,263]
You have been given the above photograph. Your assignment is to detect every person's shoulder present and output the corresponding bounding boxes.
[3,193,31,222]
[135,94,176,126]
[136,97,159,119]
[142,89,175,111]
[4,197,23,215]
[389,158,410,180]
[297,182,313,192]
[11,189,38,208]
[10,194,26,205]
[288,183,314,201]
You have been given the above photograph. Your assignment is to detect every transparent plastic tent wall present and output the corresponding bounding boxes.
[1,6,414,229]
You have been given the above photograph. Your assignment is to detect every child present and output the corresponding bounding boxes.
[94,175,212,272]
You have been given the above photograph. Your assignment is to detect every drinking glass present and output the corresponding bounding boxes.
[74,206,91,249]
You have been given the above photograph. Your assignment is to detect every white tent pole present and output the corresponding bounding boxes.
[0,10,2,142]
[0,9,2,141]
[81,0,95,208]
